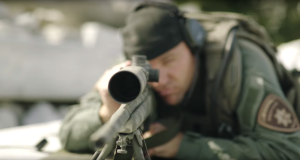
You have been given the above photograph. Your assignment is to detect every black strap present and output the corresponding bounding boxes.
[211,26,238,136]
[144,118,182,148]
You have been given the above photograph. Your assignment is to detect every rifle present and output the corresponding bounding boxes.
[90,55,159,160]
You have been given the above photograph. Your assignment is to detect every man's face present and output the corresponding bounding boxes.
[148,42,196,106]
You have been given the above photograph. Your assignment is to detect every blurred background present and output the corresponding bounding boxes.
[0,0,299,129]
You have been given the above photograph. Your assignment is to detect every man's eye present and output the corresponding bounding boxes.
[163,58,175,65]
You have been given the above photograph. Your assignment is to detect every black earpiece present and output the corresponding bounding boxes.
[184,18,206,51]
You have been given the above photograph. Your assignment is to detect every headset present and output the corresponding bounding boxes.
[133,1,206,54]
[133,1,207,116]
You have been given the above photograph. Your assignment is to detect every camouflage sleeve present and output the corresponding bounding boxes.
[176,39,300,160]
[59,88,103,153]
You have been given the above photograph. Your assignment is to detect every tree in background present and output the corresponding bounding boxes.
[175,0,300,45]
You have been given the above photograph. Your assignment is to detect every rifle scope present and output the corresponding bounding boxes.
[108,55,159,103]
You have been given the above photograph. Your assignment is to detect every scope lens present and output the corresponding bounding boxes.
[108,71,141,103]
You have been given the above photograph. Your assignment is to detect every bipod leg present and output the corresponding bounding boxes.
[96,140,116,160]
[132,135,145,160]
[133,129,151,160]
[91,150,101,160]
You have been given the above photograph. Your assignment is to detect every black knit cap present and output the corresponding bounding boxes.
[122,4,183,60]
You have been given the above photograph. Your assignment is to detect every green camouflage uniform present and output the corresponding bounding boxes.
[59,38,300,159]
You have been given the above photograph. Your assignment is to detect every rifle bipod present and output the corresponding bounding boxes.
[92,130,151,160]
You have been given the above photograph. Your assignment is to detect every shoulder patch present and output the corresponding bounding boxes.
[257,94,300,132]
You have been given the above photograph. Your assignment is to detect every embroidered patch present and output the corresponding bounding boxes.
[257,94,300,132]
